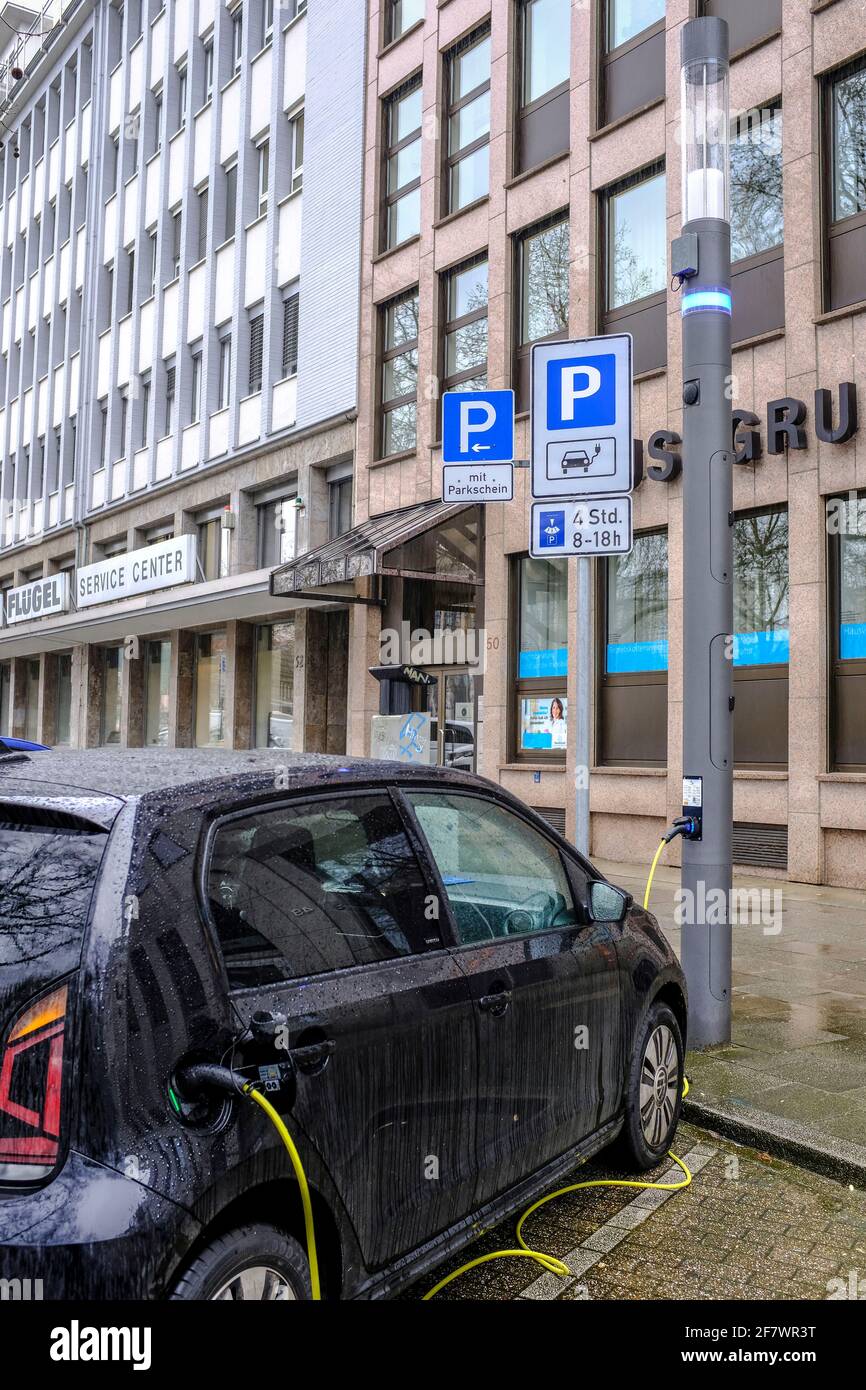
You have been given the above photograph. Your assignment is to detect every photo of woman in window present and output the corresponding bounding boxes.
[548,696,567,749]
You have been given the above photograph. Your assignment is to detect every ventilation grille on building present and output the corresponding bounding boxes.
[249,314,264,394]
[732,821,788,870]
[533,806,566,836]
[282,295,299,378]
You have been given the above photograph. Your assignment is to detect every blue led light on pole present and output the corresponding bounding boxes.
[672,17,734,1049]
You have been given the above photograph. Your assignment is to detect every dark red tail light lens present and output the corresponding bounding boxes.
[0,983,68,1182]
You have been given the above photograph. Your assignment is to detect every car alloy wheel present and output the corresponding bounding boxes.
[212,1265,297,1301]
[639,1022,680,1149]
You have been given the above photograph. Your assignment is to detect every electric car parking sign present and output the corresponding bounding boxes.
[531,334,633,498]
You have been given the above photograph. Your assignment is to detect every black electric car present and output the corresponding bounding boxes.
[0,748,686,1301]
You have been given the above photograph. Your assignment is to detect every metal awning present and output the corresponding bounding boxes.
[0,568,329,660]
[271,499,471,596]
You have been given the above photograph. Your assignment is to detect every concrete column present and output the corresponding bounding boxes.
[169,630,195,748]
[121,639,145,748]
[226,620,254,750]
[9,658,30,739]
[78,647,104,748]
[346,591,382,756]
[69,645,89,749]
[39,653,58,746]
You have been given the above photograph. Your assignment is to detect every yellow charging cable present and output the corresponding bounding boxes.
[644,837,668,909]
[423,1079,691,1300]
[243,1083,322,1301]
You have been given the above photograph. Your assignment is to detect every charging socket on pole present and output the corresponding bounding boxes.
[682,776,704,841]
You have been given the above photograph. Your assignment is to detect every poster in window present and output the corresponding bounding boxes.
[520,696,567,751]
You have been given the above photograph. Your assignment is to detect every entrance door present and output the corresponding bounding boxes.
[422,670,480,772]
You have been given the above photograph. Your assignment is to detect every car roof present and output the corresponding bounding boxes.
[0,748,494,827]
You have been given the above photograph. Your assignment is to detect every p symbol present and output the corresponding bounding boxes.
[459,399,496,455]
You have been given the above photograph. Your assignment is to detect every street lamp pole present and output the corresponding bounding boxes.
[674,17,733,1048]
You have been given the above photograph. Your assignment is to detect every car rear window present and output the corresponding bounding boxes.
[0,805,109,983]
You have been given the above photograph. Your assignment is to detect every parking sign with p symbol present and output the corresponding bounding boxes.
[547,353,617,431]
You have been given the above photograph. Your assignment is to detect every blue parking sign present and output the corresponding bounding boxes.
[538,510,566,549]
[442,389,514,464]
[531,334,633,499]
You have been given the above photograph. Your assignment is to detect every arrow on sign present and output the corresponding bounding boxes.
[472,444,491,452]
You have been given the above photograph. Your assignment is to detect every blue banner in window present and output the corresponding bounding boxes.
[519,647,568,679]
[606,640,669,673]
[841,622,866,659]
[733,629,789,666]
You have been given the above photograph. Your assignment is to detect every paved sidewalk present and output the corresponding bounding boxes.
[596,857,866,1176]
[413,1122,866,1300]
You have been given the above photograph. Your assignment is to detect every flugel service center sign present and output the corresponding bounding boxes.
[76,535,198,608]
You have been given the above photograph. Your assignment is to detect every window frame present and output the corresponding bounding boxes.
[822,54,866,313]
[382,75,423,252]
[513,211,570,412]
[379,287,419,460]
[509,553,569,764]
[829,490,866,771]
[599,161,667,375]
[596,528,669,769]
[515,0,571,174]
[441,252,489,394]
[443,25,491,218]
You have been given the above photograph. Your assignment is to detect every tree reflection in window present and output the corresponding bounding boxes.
[832,64,866,222]
[730,104,783,260]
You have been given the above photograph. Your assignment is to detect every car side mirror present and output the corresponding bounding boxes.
[589,880,632,923]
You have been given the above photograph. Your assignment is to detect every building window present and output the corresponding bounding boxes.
[99,401,108,462]
[598,532,668,767]
[387,0,424,44]
[54,653,72,747]
[177,66,187,131]
[515,214,569,410]
[203,39,214,103]
[730,102,783,342]
[0,661,10,735]
[516,0,570,174]
[513,556,568,759]
[383,78,422,250]
[154,92,163,153]
[602,1,665,128]
[224,164,238,241]
[290,109,304,192]
[329,476,353,539]
[831,492,866,769]
[380,289,419,458]
[145,639,171,747]
[196,186,208,262]
[231,8,244,75]
[125,248,135,314]
[100,647,124,745]
[258,493,297,567]
[263,0,275,45]
[443,256,488,393]
[164,365,176,436]
[282,294,299,378]
[255,621,295,748]
[140,375,151,447]
[190,351,203,423]
[602,165,666,375]
[218,336,232,409]
[257,140,270,216]
[198,516,231,581]
[825,57,866,312]
[733,507,789,770]
[195,631,228,748]
[170,209,182,280]
[445,28,490,215]
[148,229,158,295]
[249,312,265,394]
[699,0,781,56]
[118,394,128,457]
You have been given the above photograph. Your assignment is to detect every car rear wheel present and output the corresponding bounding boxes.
[617,1001,684,1171]
[170,1223,311,1301]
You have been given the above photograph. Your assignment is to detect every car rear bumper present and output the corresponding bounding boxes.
[0,1150,201,1299]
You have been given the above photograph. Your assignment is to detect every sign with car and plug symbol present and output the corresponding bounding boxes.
[531,335,633,500]
[441,389,515,502]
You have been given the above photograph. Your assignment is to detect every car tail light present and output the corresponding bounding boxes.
[0,984,68,1182]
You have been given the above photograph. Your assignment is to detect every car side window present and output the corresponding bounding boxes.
[207,794,433,988]
[405,792,581,946]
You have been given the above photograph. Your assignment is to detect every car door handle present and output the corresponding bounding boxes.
[478,988,512,1017]
[288,1039,336,1068]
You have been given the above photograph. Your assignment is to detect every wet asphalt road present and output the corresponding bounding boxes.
[407,1122,866,1300]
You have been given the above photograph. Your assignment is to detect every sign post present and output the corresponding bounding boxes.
[530,334,634,857]
[674,16,733,1048]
